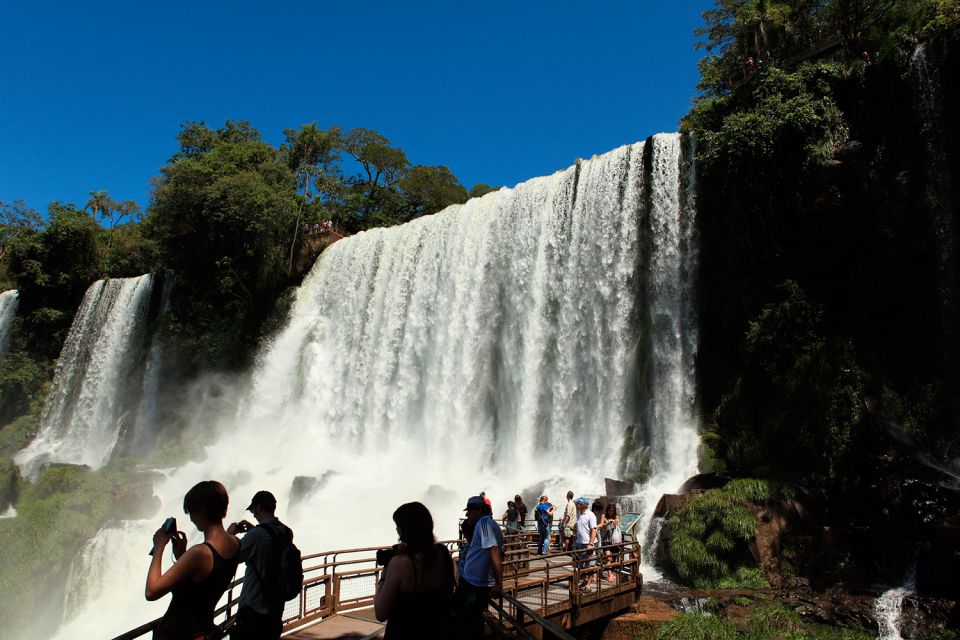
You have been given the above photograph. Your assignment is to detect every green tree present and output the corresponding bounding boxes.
[339,128,410,228]
[0,200,44,266]
[283,123,344,276]
[147,120,298,366]
[84,190,116,224]
[396,165,468,220]
[469,183,499,199]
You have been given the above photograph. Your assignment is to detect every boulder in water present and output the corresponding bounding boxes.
[424,485,457,503]
[290,471,337,507]
[605,477,639,496]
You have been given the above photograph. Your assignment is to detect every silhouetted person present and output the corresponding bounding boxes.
[374,502,455,639]
[227,490,294,640]
[561,490,576,551]
[146,480,240,640]
[514,494,528,529]
[452,495,504,639]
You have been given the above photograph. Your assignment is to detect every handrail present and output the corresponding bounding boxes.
[488,591,577,640]
[112,532,640,640]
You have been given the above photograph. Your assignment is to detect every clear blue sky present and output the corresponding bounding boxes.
[0,1,714,214]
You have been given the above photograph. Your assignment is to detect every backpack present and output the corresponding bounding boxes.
[256,522,303,602]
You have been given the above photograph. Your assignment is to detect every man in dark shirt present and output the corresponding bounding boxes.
[227,490,292,640]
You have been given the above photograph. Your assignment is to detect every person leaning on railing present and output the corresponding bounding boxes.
[145,481,240,640]
[374,502,455,639]
[451,496,504,640]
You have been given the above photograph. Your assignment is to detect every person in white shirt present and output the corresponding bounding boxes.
[572,497,598,591]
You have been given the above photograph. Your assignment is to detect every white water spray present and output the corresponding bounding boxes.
[0,289,19,362]
[50,136,700,638]
[876,568,916,640]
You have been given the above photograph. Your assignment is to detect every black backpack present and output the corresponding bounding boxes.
[256,522,303,602]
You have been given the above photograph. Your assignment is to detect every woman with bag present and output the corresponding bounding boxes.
[600,502,622,583]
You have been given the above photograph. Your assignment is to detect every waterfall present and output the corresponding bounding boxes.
[876,568,916,640]
[15,275,155,477]
[128,275,174,456]
[912,44,957,366]
[50,136,701,638]
[0,289,19,362]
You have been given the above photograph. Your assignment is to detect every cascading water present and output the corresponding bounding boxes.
[876,567,917,640]
[15,275,155,477]
[912,44,957,368]
[127,275,174,456]
[0,289,19,362]
[50,135,700,638]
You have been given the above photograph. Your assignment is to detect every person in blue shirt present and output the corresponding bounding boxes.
[535,496,555,555]
[452,495,504,639]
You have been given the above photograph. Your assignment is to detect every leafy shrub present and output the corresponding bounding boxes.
[668,482,777,588]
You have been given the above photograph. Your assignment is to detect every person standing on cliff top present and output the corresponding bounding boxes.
[227,490,294,640]
[452,495,503,640]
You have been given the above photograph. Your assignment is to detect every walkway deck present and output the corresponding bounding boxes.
[114,527,643,640]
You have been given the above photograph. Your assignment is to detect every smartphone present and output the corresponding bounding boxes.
[148,517,178,556]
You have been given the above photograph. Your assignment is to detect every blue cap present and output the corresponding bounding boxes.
[464,496,485,510]
[575,496,589,506]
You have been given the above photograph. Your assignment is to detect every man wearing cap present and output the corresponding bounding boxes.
[573,497,599,591]
[227,490,293,640]
[452,495,504,639]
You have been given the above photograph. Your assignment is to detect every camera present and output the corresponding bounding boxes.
[148,516,178,556]
[376,546,398,567]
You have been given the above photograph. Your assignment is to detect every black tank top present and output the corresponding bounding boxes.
[384,545,453,640]
[154,541,240,640]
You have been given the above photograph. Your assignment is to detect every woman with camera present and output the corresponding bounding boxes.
[374,501,455,639]
[146,480,240,640]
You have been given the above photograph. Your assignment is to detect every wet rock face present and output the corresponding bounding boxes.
[0,457,18,511]
[289,471,337,507]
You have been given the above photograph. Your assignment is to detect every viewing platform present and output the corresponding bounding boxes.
[114,523,645,639]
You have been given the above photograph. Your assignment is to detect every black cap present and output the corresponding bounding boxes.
[247,490,277,512]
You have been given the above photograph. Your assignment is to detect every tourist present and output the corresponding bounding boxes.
[514,494,528,530]
[535,496,554,555]
[452,495,504,640]
[146,480,240,640]
[600,502,623,583]
[560,491,576,551]
[227,490,296,640]
[374,502,455,639]
[481,491,492,508]
[573,496,598,591]
[457,516,475,579]
[501,500,521,533]
[591,500,606,581]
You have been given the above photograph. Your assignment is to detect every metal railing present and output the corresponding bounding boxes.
[112,532,640,640]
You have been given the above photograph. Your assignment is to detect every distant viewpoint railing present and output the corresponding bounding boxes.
[112,521,640,640]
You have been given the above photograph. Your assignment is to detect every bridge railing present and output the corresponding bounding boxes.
[112,533,639,639]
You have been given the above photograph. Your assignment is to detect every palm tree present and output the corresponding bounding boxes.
[85,190,115,223]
